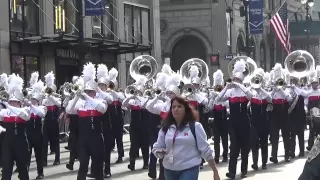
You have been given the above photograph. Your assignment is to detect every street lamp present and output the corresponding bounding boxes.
[301,0,314,52]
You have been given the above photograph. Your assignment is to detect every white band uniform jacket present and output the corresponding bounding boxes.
[152,122,214,171]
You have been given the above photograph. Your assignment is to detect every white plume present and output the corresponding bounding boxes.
[97,64,109,80]
[254,68,265,77]
[213,69,224,86]
[204,76,210,86]
[316,65,320,77]
[72,76,79,83]
[155,72,168,89]
[264,72,271,83]
[82,62,96,83]
[161,64,172,75]
[189,65,199,79]
[75,77,85,87]
[135,75,147,86]
[8,74,24,95]
[29,72,39,87]
[31,80,44,94]
[272,63,283,81]
[108,68,118,81]
[0,73,8,89]
[44,71,55,87]
[166,71,181,87]
[310,70,317,78]
[232,60,246,75]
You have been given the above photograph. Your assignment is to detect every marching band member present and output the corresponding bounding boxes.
[287,74,308,158]
[42,72,61,166]
[306,70,320,150]
[0,74,31,180]
[146,71,181,179]
[269,64,292,163]
[249,68,272,170]
[96,64,114,178]
[65,77,83,171]
[216,60,253,179]
[122,76,150,171]
[0,73,8,167]
[108,68,125,163]
[26,77,46,179]
[66,63,107,180]
[208,69,229,164]
[182,65,209,168]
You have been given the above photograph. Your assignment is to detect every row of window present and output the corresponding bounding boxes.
[9,0,150,44]
[11,55,39,86]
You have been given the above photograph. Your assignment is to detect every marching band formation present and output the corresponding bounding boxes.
[0,50,320,180]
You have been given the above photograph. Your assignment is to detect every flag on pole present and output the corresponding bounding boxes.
[270,1,291,54]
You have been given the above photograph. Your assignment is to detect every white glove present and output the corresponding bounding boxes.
[0,126,6,134]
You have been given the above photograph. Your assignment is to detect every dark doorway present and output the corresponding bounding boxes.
[56,59,80,88]
[171,35,206,71]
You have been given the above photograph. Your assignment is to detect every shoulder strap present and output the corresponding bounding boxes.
[189,121,198,149]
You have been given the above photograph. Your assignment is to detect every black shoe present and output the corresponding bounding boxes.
[285,157,290,162]
[307,146,312,151]
[86,173,95,178]
[142,164,148,169]
[290,153,295,159]
[64,146,70,150]
[104,172,112,178]
[251,164,258,171]
[222,158,228,163]
[148,171,157,179]
[262,164,267,170]
[214,158,219,164]
[36,174,44,179]
[66,164,73,171]
[226,172,235,179]
[128,164,135,171]
[115,157,123,163]
[241,172,247,178]
[269,157,278,164]
[53,161,60,165]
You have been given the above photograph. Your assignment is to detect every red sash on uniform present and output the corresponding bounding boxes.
[3,116,25,123]
[251,98,268,105]
[78,110,103,118]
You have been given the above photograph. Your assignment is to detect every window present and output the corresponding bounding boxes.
[10,0,39,35]
[260,42,267,70]
[54,0,79,35]
[92,0,114,39]
[11,55,40,85]
[124,3,150,45]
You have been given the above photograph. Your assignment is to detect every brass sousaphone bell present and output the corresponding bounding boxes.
[180,58,209,96]
[228,56,257,79]
[125,55,158,97]
[284,50,315,79]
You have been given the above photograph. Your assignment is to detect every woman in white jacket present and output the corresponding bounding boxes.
[152,96,220,180]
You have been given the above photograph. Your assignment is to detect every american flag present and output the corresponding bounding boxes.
[270,1,291,54]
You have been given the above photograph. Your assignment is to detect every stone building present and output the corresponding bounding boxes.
[159,0,305,78]
[0,0,161,88]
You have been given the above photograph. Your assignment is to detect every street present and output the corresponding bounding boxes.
[10,133,309,180]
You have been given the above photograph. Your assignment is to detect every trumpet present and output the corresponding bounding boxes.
[45,87,62,98]
[275,78,286,89]
[0,90,9,102]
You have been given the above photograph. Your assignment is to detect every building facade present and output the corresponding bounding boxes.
[159,0,304,78]
[0,0,161,88]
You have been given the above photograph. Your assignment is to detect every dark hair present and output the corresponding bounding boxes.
[162,96,197,132]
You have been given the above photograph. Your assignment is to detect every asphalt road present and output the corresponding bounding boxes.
[9,132,309,180]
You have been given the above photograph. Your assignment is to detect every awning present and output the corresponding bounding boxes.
[12,33,152,54]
